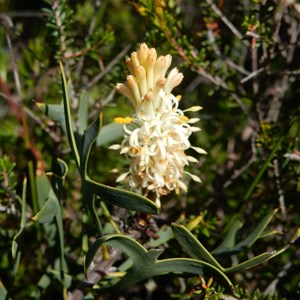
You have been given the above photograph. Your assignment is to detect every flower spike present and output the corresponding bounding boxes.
[113,43,206,206]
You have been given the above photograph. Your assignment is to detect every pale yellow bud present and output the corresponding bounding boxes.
[126,58,134,75]
[138,43,149,66]
[135,66,147,96]
[154,56,166,80]
[131,52,139,68]
[165,69,184,94]
[162,54,172,75]
[127,75,141,103]
[146,48,157,88]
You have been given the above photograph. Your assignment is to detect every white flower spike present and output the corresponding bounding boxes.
[112,43,206,208]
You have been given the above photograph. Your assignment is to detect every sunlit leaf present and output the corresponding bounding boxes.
[96,122,123,146]
[36,102,66,132]
[78,91,89,134]
[0,279,7,300]
[36,172,51,209]
[31,191,58,223]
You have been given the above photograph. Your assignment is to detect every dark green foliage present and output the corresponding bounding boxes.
[1,0,300,299]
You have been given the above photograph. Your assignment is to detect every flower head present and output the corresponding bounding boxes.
[110,43,206,207]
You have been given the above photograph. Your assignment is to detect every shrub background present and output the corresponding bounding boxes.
[0,0,300,299]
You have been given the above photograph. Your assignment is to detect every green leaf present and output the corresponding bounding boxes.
[84,234,233,293]
[96,122,123,146]
[48,268,73,288]
[172,224,224,271]
[32,159,67,279]
[84,234,152,276]
[36,102,66,132]
[78,92,89,134]
[241,135,284,203]
[36,172,51,209]
[80,112,102,177]
[12,177,27,276]
[148,225,174,247]
[0,279,7,300]
[51,158,68,191]
[31,190,58,223]
[225,248,286,273]
[212,219,243,255]
[50,159,68,279]
[37,274,51,290]
[233,209,278,250]
[59,61,80,170]
[85,178,159,214]
[11,177,27,259]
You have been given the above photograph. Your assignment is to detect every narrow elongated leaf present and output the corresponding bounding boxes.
[225,248,286,273]
[50,159,68,279]
[0,279,7,300]
[59,61,80,169]
[148,215,201,248]
[172,224,224,271]
[233,209,278,250]
[242,136,284,202]
[55,194,66,280]
[96,122,123,146]
[32,159,67,279]
[80,113,102,177]
[12,178,28,278]
[78,92,89,134]
[12,177,27,260]
[85,178,159,214]
[212,219,243,255]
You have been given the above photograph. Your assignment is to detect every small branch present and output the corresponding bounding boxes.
[251,47,259,94]
[205,0,246,43]
[240,67,266,83]
[194,66,249,114]
[85,44,132,91]
[1,15,22,101]
[282,69,300,75]
[223,155,256,188]
[273,158,286,220]
[74,0,101,78]
[0,12,44,18]
[207,29,250,76]
[286,18,300,64]
[224,130,259,190]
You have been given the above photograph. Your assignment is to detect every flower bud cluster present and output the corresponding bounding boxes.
[110,43,206,207]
